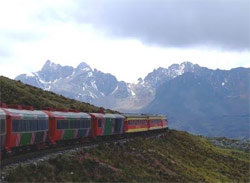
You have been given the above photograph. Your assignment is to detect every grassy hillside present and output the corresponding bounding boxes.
[0,76,114,113]
[5,130,250,182]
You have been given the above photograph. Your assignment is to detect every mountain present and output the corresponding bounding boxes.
[141,61,204,88]
[15,60,135,110]
[0,76,114,113]
[15,61,204,112]
[142,67,250,139]
[15,60,250,138]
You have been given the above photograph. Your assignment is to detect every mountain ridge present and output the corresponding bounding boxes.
[15,61,250,138]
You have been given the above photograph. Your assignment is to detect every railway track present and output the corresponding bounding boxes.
[1,130,167,169]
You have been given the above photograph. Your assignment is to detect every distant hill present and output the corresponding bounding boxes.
[4,130,250,182]
[0,76,113,113]
[142,68,250,139]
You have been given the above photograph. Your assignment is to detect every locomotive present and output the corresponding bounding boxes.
[0,104,168,157]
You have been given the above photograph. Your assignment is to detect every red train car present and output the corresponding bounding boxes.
[89,113,104,138]
[90,113,125,138]
[1,108,49,153]
[45,111,92,144]
[0,109,6,156]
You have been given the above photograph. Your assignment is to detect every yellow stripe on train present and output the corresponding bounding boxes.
[125,128,148,133]
[149,126,163,130]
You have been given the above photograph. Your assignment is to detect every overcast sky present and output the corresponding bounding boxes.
[0,0,249,83]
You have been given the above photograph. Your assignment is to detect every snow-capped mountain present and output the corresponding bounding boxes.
[137,61,205,88]
[15,60,249,138]
[15,61,210,111]
[16,60,133,107]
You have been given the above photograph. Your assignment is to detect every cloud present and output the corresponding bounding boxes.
[2,31,44,42]
[0,48,10,58]
[71,0,249,50]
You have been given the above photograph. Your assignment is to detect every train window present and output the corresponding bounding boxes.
[87,120,91,128]
[0,119,6,135]
[37,121,43,131]
[79,119,90,129]
[80,120,84,128]
[57,120,70,130]
[129,120,133,126]
[30,120,37,131]
[70,120,74,129]
[21,121,26,131]
[151,120,160,124]
[83,119,86,128]
[64,120,67,129]
[85,119,88,128]
[98,119,102,128]
[57,120,61,129]
[75,120,78,128]
[64,120,69,129]
[74,120,78,129]
[77,120,81,128]
[114,118,121,132]
[26,120,31,131]
[13,120,18,132]
[12,119,48,132]
[45,120,48,129]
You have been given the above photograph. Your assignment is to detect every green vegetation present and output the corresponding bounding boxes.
[5,130,250,182]
[0,76,114,113]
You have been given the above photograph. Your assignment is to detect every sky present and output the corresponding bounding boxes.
[0,0,249,83]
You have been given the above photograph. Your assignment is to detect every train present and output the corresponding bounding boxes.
[0,103,168,157]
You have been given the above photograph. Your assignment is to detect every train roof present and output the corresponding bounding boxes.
[112,114,125,118]
[48,111,90,119]
[147,115,165,119]
[1,108,48,119]
[90,113,125,119]
[122,113,148,119]
[103,113,116,118]
[0,108,6,118]
[90,113,104,118]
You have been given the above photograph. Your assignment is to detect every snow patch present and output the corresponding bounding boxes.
[91,81,98,90]
[26,72,35,77]
[38,78,47,84]
[88,72,93,77]
[82,68,90,72]
[176,64,185,76]
[111,86,119,95]
[131,89,136,96]
[100,92,105,96]
[89,92,97,99]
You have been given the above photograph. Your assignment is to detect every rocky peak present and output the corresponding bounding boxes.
[41,60,60,72]
[168,61,198,76]
[76,62,91,71]
[142,62,202,88]
[38,60,74,82]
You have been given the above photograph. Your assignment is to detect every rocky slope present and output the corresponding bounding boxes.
[142,67,250,138]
